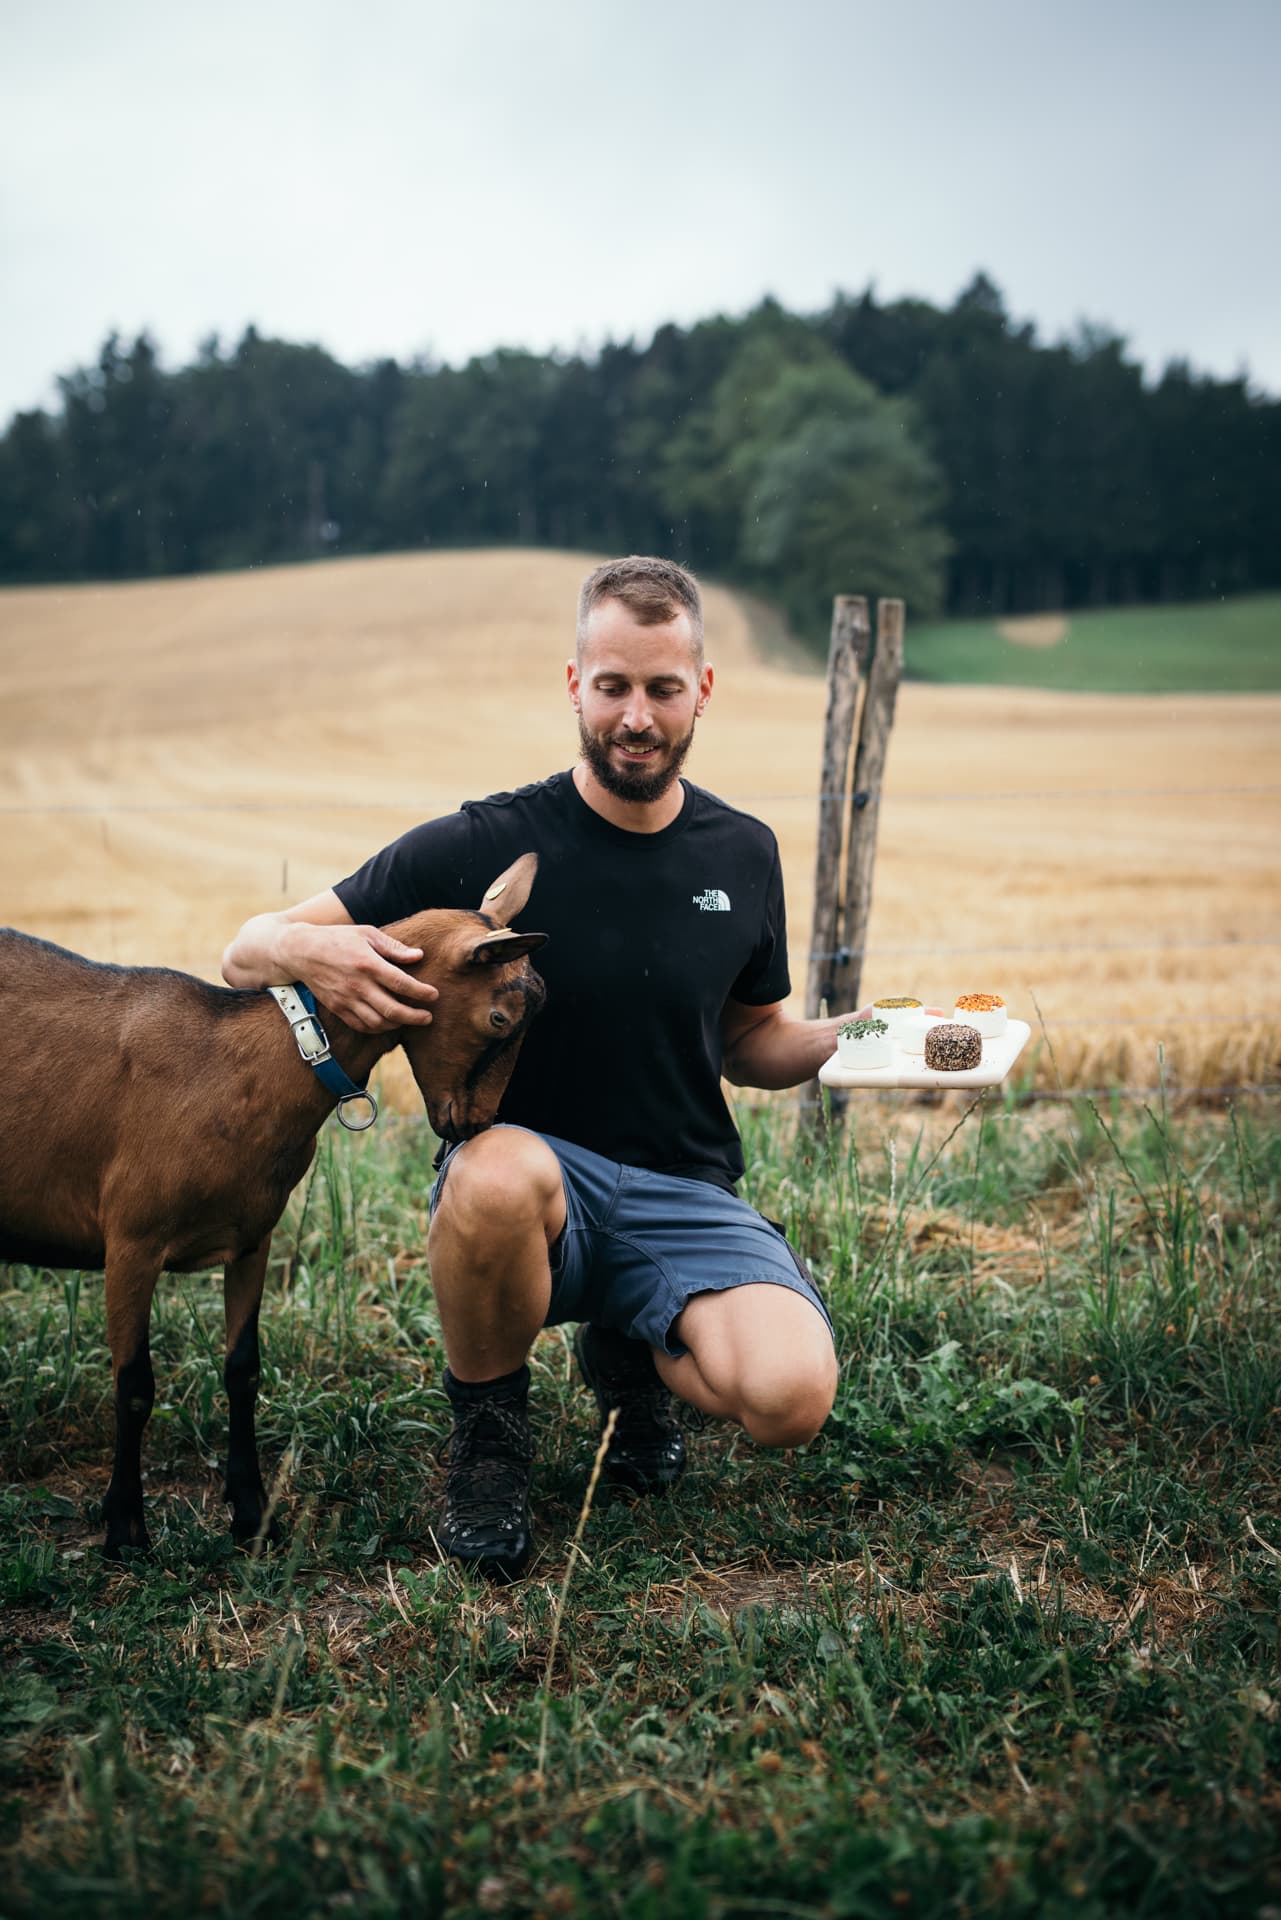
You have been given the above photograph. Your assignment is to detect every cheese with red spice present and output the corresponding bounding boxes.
[952,992,1007,1039]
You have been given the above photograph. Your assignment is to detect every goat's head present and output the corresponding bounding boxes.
[388,853,547,1142]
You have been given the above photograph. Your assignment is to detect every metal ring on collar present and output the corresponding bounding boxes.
[336,1090,379,1132]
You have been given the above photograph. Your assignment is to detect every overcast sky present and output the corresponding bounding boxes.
[2,0,1278,426]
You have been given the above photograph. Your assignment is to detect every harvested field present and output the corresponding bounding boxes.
[2,549,1278,1094]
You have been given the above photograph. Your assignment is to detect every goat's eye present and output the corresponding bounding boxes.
[489,1010,510,1032]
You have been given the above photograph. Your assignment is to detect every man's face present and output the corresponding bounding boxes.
[568,599,713,804]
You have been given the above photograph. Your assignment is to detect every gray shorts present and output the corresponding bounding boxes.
[431,1126,834,1358]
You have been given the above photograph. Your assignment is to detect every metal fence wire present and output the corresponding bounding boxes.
[4,779,1278,1058]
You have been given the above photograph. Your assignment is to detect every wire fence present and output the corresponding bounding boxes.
[3,780,1280,816]
[6,784,1279,971]
[5,778,1278,1051]
[991,1012,1275,1029]
[788,1082,1281,1110]
[807,935,1281,961]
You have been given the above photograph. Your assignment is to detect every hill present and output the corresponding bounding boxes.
[906,593,1281,693]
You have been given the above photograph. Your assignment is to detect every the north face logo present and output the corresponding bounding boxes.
[693,888,731,912]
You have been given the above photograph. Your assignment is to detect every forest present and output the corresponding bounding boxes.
[2,273,1276,643]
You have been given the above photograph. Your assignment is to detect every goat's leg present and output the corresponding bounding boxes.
[223,1240,280,1548]
[101,1250,161,1558]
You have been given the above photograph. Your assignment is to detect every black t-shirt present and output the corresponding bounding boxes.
[334,770,790,1190]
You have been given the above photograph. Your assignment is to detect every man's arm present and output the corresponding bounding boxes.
[723,998,949,1088]
[721,999,852,1091]
[221,889,438,1034]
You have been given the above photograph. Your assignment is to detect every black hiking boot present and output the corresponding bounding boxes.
[573,1324,686,1496]
[438,1366,534,1580]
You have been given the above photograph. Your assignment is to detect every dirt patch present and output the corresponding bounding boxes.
[641,1526,1228,1650]
[858,1200,1072,1284]
[661,1565,818,1621]
[998,614,1070,647]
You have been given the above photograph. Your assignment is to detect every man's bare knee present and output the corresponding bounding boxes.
[430,1128,565,1247]
[739,1355,838,1450]
[667,1286,838,1443]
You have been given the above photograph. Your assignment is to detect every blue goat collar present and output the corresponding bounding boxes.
[268,982,379,1132]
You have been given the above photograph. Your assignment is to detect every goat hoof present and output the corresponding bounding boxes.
[101,1493,151,1559]
[231,1510,282,1553]
[102,1528,151,1562]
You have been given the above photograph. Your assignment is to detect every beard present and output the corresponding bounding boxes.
[577,714,696,804]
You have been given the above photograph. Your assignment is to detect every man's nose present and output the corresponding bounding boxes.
[622,693,653,733]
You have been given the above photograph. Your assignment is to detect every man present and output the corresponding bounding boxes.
[223,556,852,1579]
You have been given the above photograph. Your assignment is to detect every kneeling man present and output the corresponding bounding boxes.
[223,556,852,1576]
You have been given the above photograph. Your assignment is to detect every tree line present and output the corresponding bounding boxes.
[1,273,1276,643]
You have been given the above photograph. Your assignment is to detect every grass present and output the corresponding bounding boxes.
[906,593,1281,693]
[2,1094,1280,1917]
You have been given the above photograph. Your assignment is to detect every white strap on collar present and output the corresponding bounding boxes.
[269,983,332,1064]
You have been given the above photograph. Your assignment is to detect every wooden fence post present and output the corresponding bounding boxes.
[804,596,871,1022]
[833,597,904,1017]
[799,596,904,1125]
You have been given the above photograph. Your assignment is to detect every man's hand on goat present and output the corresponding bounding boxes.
[288,923,439,1033]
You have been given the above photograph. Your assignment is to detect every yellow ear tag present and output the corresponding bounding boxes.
[484,882,507,901]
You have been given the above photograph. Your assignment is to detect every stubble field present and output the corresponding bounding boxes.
[2,548,1278,1096]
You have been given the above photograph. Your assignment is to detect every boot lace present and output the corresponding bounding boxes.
[442,1398,532,1524]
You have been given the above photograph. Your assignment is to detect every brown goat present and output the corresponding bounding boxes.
[0,853,546,1558]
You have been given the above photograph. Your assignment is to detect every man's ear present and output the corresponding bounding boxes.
[566,658,581,713]
[695,663,714,717]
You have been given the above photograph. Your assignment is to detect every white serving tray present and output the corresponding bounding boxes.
[818,1018,1032,1092]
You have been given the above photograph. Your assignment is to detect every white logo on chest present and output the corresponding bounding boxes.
[693,888,731,912]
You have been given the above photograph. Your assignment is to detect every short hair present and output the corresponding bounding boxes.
[576,555,704,664]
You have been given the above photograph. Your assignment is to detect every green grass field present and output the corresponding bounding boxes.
[3,1095,1280,1917]
[906,594,1281,693]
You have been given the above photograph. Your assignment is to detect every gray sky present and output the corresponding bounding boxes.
[2,0,1278,426]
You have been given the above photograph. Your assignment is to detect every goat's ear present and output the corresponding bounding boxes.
[478,852,538,921]
[468,930,548,967]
